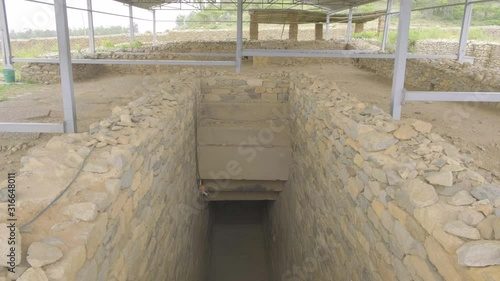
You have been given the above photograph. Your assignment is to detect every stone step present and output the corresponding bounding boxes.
[200,102,289,122]
[205,191,279,201]
[202,180,285,192]
[197,127,291,147]
[198,146,291,181]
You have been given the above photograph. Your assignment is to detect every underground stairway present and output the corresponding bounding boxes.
[198,99,291,280]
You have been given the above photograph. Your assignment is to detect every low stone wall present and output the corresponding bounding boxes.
[414,39,500,69]
[0,72,210,280]
[348,42,500,95]
[20,40,350,83]
[201,74,290,103]
[268,71,500,281]
[20,63,104,84]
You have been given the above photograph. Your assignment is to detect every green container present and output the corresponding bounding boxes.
[3,69,15,83]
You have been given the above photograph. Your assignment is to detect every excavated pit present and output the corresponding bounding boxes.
[207,201,273,281]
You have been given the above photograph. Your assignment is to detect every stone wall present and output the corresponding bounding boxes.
[414,39,500,69]
[0,72,211,281]
[19,40,350,83]
[200,74,290,103]
[348,42,500,95]
[268,71,500,281]
[20,63,104,84]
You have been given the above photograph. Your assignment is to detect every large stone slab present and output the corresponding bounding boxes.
[471,184,500,203]
[457,241,500,267]
[198,127,291,147]
[198,146,291,181]
[200,103,289,122]
[27,242,63,268]
[403,178,439,208]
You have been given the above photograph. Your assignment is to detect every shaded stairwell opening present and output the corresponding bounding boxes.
[207,201,274,281]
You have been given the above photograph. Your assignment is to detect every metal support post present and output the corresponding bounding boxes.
[54,0,77,133]
[390,0,412,120]
[236,0,243,73]
[458,0,473,62]
[0,0,13,69]
[346,8,353,44]
[381,0,393,51]
[129,4,135,42]
[325,12,331,40]
[152,9,157,45]
[87,0,95,53]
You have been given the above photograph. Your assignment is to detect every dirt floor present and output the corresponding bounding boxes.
[0,61,498,185]
[0,73,165,177]
[208,201,271,281]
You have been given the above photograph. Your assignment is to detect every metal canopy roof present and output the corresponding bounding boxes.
[249,9,384,24]
[302,0,379,12]
[114,0,380,11]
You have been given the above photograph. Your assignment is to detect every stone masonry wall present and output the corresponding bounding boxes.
[0,72,210,281]
[268,72,500,281]
[200,73,290,103]
[414,40,500,69]
[20,63,104,84]
[19,40,350,83]
[347,42,500,96]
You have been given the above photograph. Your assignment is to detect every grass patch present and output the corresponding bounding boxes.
[0,84,35,102]
[12,41,50,58]
[128,40,143,48]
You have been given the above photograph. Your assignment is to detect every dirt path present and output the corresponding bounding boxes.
[0,62,498,184]
[0,73,162,177]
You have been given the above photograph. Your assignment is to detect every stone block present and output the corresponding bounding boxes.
[457,241,500,267]
[425,237,464,281]
[27,242,63,268]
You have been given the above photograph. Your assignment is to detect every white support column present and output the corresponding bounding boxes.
[87,0,95,54]
[0,0,13,69]
[325,12,331,40]
[381,0,393,51]
[54,0,77,133]
[152,9,157,45]
[390,0,412,120]
[458,0,473,62]
[129,4,135,42]
[235,0,243,73]
[345,8,353,44]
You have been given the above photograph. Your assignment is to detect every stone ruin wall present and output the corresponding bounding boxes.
[347,41,500,110]
[414,39,500,69]
[0,72,210,281]
[19,39,500,96]
[0,70,499,280]
[269,72,500,281]
[19,40,351,83]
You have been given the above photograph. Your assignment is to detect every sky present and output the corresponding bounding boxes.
[4,0,192,33]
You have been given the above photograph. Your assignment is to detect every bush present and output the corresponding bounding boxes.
[128,40,143,48]
[102,40,115,48]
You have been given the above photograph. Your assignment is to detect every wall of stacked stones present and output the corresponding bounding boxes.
[0,74,210,281]
[20,63,104,84]
[347,42,500,100]
[200,73,290,103]
[268,72,500,281]
[19,41,352,83]
[414,40,500,69]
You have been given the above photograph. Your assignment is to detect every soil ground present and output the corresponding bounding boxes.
[0,61,498,183]
[208,201,271,281]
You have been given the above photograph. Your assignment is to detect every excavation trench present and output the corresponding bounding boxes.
[9,71,498,281]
